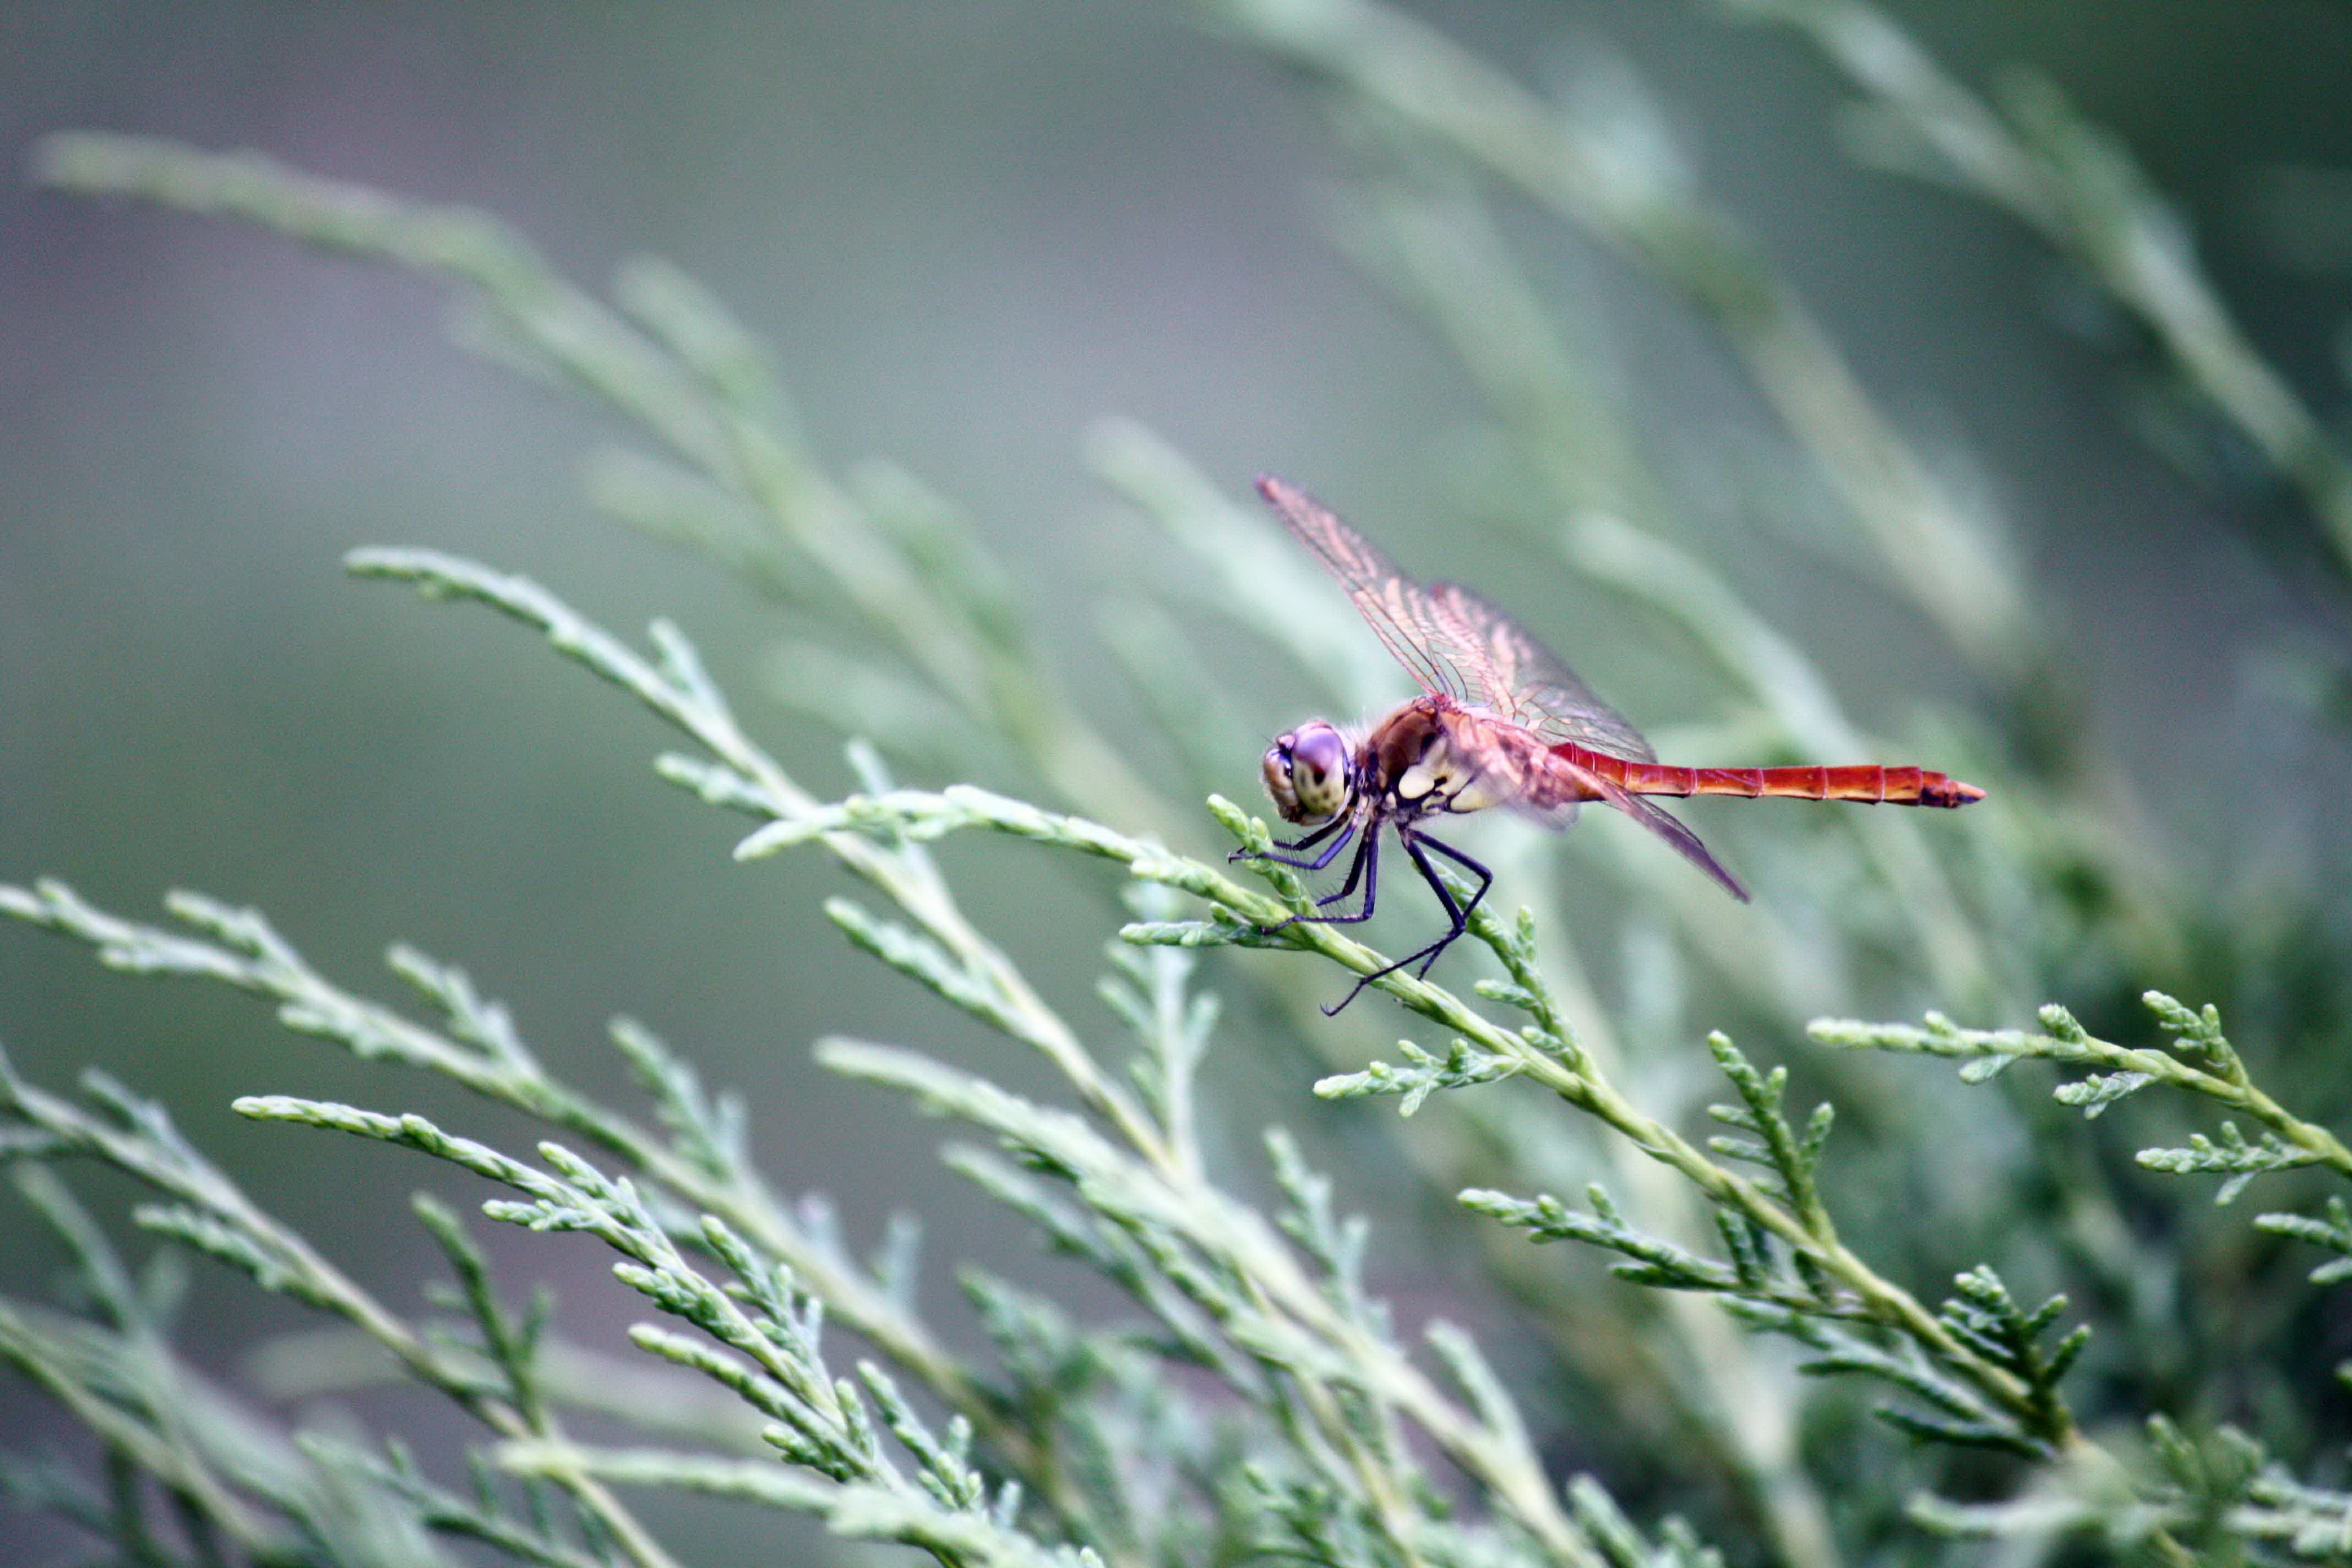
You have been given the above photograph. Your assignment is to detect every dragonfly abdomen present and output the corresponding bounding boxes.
[1557,745,1985,809]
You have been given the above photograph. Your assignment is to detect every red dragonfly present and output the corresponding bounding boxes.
[1238,476,1985,1012]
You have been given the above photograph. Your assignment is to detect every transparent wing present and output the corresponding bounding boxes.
[1254,475,1471,703]
[1593,783,1749,900]
[1422,581,1656,761]
[1520,750,1749,901]
[1256,475,1655,761]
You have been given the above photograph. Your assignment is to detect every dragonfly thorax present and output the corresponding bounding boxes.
[1261,720,1357,824]
[1363,698,1522,819]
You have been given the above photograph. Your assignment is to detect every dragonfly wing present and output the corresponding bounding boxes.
[1594,781,1749,901]
[1258,475,1657,756]
[1508,747,1744,898]
[1424,581,1657,761]
[1255,476,1473,704]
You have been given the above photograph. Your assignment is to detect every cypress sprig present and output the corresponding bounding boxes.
[222,1093,1064,1560]
[1721,0,2352,578]
[496,1441,1096,1568]
[1102,885,1220,1177]
[123,1199,338,1315]
[0,1070,688,1568]
[2253,1197,2352,1286]
[1916,1415,2352,1558]
[2240,1467,2352,1559]
[698,737,2095,1483]
[304,1433,620,1568]
[1314,1040,1524,1117]
[1701,1034,1836,1238]
[1565,1475,1723,1568]
[702,755,2078,1478]
[606,1016,749,1185]
[1934,1267,2086,1447]
[1464,902,1583,1074]
[627,1322,800,1427]
[1461,1186,1743,1299]
[2138,1124,2328,1205]
[1463,1183,2088,1458]
[1765,1316,2018,1450]
[1820,992,2352,1303]
[4,876,1043,1498]
[413,1194,553,1424]
[30,26,2352,1556]
[1814,993,2352,1186]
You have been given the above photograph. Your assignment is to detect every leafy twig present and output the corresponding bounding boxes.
[1719,0,2352,578]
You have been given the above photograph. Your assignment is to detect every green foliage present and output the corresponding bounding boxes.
[1912,1415,2352,1561]
[1316,1039,1525,1117]
[1716,0,2352,578]
[1459,1039,2086,1462]
[10,6,2352,1568]
[1817,991,2352,1306]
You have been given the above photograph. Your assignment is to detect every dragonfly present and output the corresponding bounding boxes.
[1237,476,1986,1014]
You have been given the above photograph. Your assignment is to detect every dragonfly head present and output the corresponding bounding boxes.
[1262,721,1354,825]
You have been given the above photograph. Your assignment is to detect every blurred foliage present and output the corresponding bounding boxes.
[8,4,2352,1568]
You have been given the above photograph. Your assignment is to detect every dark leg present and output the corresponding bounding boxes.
[1320,830,1495,1014]
[1413,834,1495,973]
[1257,826,1381,938]
[1229,815,1347,863]
[1231,820,1355,873]
[1400,837,1468,978]
[1270,818,1348,854]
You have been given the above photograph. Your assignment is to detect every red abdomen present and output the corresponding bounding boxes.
[1553,743,1985,809]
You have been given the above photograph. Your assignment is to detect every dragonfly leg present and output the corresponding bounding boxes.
[1410,834,1494,975]
[1229,815,1347,864]
[1271,818,1348,854]
[1257,827,1381,938]
[1232,821,1355,873]
[1320,830,1493,1014]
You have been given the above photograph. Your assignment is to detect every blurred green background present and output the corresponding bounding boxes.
[6,2,2352,1562]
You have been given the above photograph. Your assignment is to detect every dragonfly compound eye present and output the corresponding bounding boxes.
[1283,723,1351,822]
[1261,737,1305,822]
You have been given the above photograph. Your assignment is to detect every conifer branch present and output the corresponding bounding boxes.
[1719,0,2352,579]
[1813,993,2352,1193]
